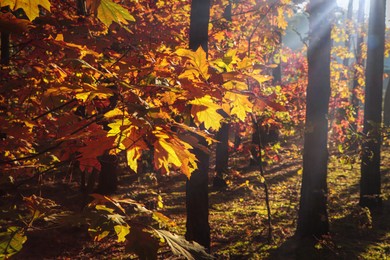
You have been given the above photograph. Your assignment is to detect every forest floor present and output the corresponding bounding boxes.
[4,139,390,259]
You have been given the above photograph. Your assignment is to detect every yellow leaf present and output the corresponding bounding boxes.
[1,0,51,21]
[189,95,223,131]
[75,92,91,102]
[123,127,148,173]
[114,225,130,243]
[276,7,288,30]
[104,108,127,119]
[153,128,197,178]
[224,92,253,121]
[214,31,225,43]
[176,47,210,80]
[250,74,272,84]
[97,0,135,28]
[223,80,248,91]
[55,34,64,41]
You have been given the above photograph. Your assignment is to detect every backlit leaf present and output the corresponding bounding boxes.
[189,95,223,131]
[97,0,135,28]
[1,0,51,21]
[176,47,210,80]
[224,92,253,121]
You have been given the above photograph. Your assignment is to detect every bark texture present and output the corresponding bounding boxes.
[296,0,335,238]
[360,0,386,210]
[185,0,211,249]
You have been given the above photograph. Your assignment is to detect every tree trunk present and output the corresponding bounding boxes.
[76,0,87,16]
[272,31,282,85]
[342,0,353,67]
[1,32,10,65]
[359,0,385,211]
[213,1,232,189]
[214,122,229,189]
[351,0,365,137]
[296,0,335,239]
[96,153,118,195]
[186,0,211,250]
[384,79,390,126]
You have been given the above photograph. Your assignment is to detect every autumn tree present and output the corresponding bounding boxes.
[185,0,211,250]
[296,0,335,238]
[360,0,386,211]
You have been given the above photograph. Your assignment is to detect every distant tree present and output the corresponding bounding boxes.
[296,0,335,238]
[342,0,353,67]
[186,0,211,250]
[351,0,366,137]
[385,80,390,126]
[213,2,232,189]
[360,0,386,211]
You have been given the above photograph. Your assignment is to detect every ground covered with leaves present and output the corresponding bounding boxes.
[3,141,390,259]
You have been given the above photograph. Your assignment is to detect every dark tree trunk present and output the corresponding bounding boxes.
[186,0,211,250]
[213,1,232,189]
[272,31,282,85]
[1,32,10,65]
[296,0,335,239]
[359,0,385,211]
[351,0,365,136]
[96,153,118,195]
[213,122,229,189]
[189,0,210,53]
[76,0,87,16]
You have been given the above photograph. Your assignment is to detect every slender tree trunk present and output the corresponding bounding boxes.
[384,79,390,126]
[296,0,335,239]
[351,0,365,136]
[213,2,232,189]
[343,0,353,67]
[1,32,10,65]
[186,0,211,250]
[214,122,229,188]
[272,31,282,85]
[359,0,385,211]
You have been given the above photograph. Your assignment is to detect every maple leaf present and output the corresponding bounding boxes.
[189,95,223,131]
[97,0,135,28]
[1,0,51,21]
[78,136,115,173]
[176,47,210,81]
[153,128,197,178]
[224,92,253,121]
[122,127,148,173]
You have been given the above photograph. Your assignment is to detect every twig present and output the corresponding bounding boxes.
[32,98,77,121]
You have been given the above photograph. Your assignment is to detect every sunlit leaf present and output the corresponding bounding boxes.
[114,225,130,243]
[1,0,51,21]
[97,0,135,27]
[176,47,210,80]
[189,95,223,131]
[154,229,213,260]
[224,92,253,121]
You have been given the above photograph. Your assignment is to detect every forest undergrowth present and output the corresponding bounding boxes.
[5,139,390,260]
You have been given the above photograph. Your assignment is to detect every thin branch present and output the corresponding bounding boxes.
[0,116,102,165]
[32,98,77,121]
